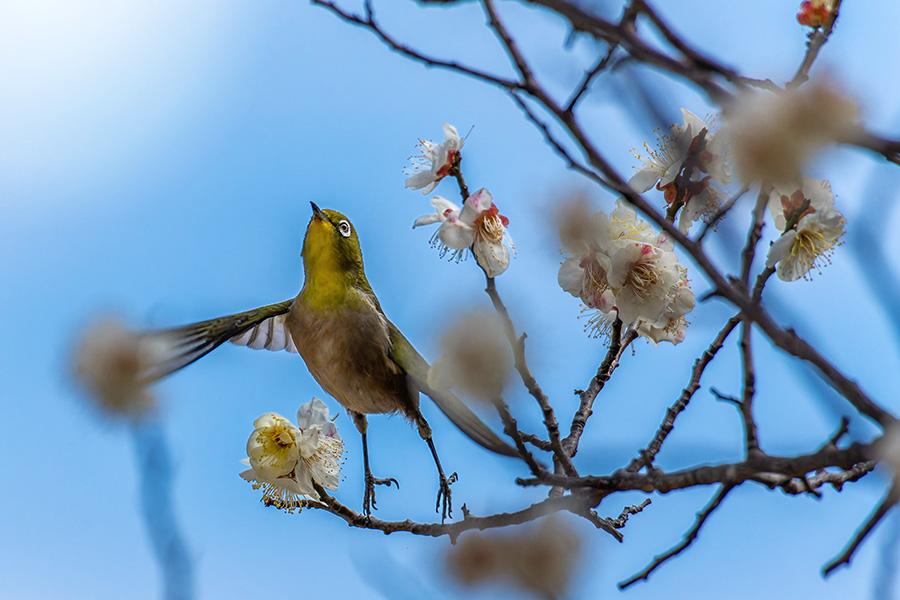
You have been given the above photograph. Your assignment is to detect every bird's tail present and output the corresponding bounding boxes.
[388,322,520,458]
[421,383,520,458]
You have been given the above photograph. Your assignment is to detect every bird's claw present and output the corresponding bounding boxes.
[363,471,399,516]
[436,471,458,523]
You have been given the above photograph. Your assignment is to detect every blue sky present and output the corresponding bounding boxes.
[3,0,900,598]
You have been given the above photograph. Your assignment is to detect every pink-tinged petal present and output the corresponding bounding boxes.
[466,188,494,212]
[296,397,330,430]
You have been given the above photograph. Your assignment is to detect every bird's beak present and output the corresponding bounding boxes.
[310,202,327,222]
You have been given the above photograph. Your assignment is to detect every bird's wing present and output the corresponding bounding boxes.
[139,299,295,382]
[387,321,520,458]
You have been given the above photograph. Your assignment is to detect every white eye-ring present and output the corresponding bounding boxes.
[338,220,352,238]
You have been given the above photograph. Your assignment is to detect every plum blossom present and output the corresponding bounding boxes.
[630,109,730,233]
[413,188,513,277]
[557,198,695,344]
[240,398,343,510]
[404,122,465,194]
[765,178,845,281]
[766,206,845,282]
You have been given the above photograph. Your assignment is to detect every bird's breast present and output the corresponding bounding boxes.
[286,292,416,418]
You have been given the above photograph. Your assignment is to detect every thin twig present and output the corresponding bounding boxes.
[787,0,844,89]
[824,480,900,576]
[626,315,741,473]
[311,0,521,90]
[563,322,637,458]
[619,484,735,588]
[485,276,577,476]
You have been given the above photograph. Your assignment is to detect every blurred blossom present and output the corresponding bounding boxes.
[765,177,845,281]
[428,311,512,402]
[73,318,168,418]
[723,79,859,185]
[240,398,343,511]
[797,0,835,27]
[413,188,513,277]
[404,122,464,194]
[446,517,582,599]
[630,108,731,234]
[557,198,694,344]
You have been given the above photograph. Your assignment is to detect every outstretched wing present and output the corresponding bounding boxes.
[386,320,519,458]
[140,299,295,382]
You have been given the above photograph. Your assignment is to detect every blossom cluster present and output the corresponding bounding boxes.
[631,103,847,284]
[405,123,513,277]
[239,397,343,511]
[558,199,695,345]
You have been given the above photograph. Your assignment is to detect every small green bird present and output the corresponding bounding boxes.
[142,203,517,519]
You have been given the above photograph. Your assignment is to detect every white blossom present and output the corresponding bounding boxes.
[413,188,513,277]
[766,207,845,281]
[240,398,343,509]
[404,122,464,194]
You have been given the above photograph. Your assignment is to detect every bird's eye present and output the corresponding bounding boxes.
[338,220,352,238]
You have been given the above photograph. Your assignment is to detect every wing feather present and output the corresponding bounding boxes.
[139,299,294,382]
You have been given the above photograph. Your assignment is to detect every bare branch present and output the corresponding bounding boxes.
[299,485,622,543]
[494,397,551,478]
[311,0,522,90]
[608,498,652,529]
[521,438,878,494]
[752,460,876,495]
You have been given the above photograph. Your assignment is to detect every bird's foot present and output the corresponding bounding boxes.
[363,471,399,516]
[436,471,458,523]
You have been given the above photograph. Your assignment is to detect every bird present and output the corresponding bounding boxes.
[140,202,518,520]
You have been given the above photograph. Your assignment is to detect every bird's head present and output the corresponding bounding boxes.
[302,202,368,290]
